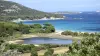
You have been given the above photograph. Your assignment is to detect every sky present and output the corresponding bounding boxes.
[8,0,100,12]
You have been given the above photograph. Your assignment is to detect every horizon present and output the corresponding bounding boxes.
[7,0,100,12]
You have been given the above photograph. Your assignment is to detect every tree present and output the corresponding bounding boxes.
[72,32,78,36]
[18,22,30,34]
[33,24,42,29]
[43,23,55,33]
[0,22,17,37]
[29,24,43,33]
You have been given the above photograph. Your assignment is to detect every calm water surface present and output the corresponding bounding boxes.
[23,37,73,44]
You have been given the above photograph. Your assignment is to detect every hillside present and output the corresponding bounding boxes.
[0,0,63,21]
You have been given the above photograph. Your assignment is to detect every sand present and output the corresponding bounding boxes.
[8,35,38,44]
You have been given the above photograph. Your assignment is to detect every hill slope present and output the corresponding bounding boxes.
[0,0,63,21]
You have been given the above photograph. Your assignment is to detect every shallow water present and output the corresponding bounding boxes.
[23,37,73,44]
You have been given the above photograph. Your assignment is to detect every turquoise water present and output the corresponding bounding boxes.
[23,12,100,32]
[23,37,73,44]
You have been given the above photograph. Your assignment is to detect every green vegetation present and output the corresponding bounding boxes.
[29,23,55,33]
[0,22,20,37]
[43,23,55,33]
[0,22,55,40]
[0,28,100,56]
[5,44,35,53]
[44,48,54,56]
[67,37,100,56]
[4,44,68,53]
[0,0,63,21]
[0,40,21,56]
[62,30,99,37]
[1,0,100,56]
[55,36,100,56]
[0,42,68,56]
[0,22,29,40]
[31,48,38,56]
[0,21,56,56]
[0,21,100,56]
[29,24,43,33]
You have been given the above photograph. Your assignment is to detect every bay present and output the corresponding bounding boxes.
[23,12,100,32]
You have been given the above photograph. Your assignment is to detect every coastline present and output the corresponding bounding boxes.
[12,18,64,22]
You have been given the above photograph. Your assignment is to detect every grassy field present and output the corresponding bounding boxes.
[21,47,69,56]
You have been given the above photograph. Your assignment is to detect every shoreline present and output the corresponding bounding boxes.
[8,35,38,44]
[8,30,98,44]
[56,30,97,33]
[8,31,79,44]
[12,18,64,22]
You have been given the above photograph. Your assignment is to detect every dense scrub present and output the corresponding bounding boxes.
[0,22,55,40]
[56,36,100,56]
[4,44,68,53]
[62,30,100,37]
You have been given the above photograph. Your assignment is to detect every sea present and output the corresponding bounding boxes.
[23,12,100,32]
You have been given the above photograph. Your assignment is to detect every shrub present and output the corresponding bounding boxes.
[67,37,100,56]
[31,48,38,56]
[61,31,73,35]
[83,32,89,37]
[44,48,54,56]
[43,23,55,33]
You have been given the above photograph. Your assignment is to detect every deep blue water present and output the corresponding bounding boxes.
[23,12,100,32]
[23,37,73,44]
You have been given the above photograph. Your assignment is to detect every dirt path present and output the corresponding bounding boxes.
[21,47,69,56]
